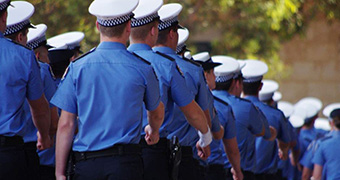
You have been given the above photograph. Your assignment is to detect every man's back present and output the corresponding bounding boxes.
[51,42,161,152]
[0,35,43,136]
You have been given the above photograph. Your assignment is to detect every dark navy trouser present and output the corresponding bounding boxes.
[0,145,28,180]
[73,154,143,180]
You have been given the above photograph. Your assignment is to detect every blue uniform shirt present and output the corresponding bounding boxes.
[245,96,291,174]
[207,96,236,166]
[299,127,327,158]
[153,47,209,148]
[313,131,340,180]
[0,32,44,137]
[51,42,161,152]
[212,90,263,172]
[23,62,57,143]
[127,44,194,138]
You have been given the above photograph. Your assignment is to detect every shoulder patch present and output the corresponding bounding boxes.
[8,38,32,50]
[214,96,229,106]
[182,57,201,67]
[131,52,151,65]
[72,47,96,63]
[155,51,175,61]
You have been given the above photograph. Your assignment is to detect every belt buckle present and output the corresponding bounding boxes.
[80,152,87,160]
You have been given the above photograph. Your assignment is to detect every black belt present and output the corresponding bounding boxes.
[207,164,224,172]
[24,141,37,150]
[181,146,193,156]
[0,135,24,146]
[140,136,169,149]
[74,144,141,162]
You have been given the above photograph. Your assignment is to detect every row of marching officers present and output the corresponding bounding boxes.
[1,0,339,180]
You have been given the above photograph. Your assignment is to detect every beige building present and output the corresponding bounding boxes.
[279,16,340,110]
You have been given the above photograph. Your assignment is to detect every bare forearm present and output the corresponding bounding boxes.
[55,111,76,177]
[212,125,224,140]
[204,109,212,128]
[50,107,59,136]
[181,101,208,133]
[29,95,51,137]
[223,138,242,173]
[147,102,164,131]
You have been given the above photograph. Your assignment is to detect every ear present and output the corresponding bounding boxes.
[126,20,131,34]
[17,32,23,43]
[150,26,156,36]
[169,29,175,39]
[96,21,100,31]
[259,82,263,91]
[35,51,40,60]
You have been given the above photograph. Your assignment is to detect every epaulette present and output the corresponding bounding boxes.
[213,96,229,106]
[155,51,175,61]
[72,47,96,63]
[319,135,332,142]
[182,57,201,67]
[8,38,32,50]
[236,96,252,103]
[132,52,151,65]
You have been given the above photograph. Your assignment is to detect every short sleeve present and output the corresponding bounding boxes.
[41,65,57,107]
[144,67,161,111]
[50,65,77,114]
[259,109,271,139]
[313,143,325,166]
[223,108,236,139]
[248,104,264,135]
[278,114,291,143]
[26,52,44,100]
[300,143,314,169]
[211,108,221,133]
[195,70,209,111]
[170,63,194,107]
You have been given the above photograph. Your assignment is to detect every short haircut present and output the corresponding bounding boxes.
[243,81,262,96]
[156,25,177,46]
[215,79,233,91]
[130,21,157,41]
[5,26,29,41]
[98,21,128,38]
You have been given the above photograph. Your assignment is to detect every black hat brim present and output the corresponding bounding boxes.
[195,61,222,71]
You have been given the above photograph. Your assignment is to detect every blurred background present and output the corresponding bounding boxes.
[28,0,340,113]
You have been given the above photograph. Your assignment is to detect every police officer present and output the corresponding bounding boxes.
[51,0,164,179]
[312,108,340,180]
[193,52,244,180]
[153,3,212,180]
[128,1,212,179]
[27,23,59,180]
[212,56,273,179]
[47,31,85,61]
[242,72,291,179]
[0,0,52,179]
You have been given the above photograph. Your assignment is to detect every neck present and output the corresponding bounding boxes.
[130,38,153,47]
[100,34,127,45]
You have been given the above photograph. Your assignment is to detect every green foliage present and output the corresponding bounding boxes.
[28,0,340,80]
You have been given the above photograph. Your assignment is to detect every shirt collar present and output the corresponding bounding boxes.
[212,90,231,97]
[128,43,152,52]
[152,46,176,55]
[0,32,4,38]
[244,95,260,102]
[97,41,126,50]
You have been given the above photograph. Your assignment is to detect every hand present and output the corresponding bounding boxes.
[36,131,53,150]
[269,126,277,140]
[231,168,244,180]
[196,141,210,160]
[278,148,288,160]
[144,125,159,145]
[56,175,66,180]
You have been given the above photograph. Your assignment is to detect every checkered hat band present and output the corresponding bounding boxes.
[4,19,30,36]
[158,16,178,31]
[27,35,46,49]
[242,76,263,83]
[131,13,159,27]
[233,71,242,79]
[0,0,10,11]
[97,13,133,27]
[216,74,234,83]
[176,43,185,54]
